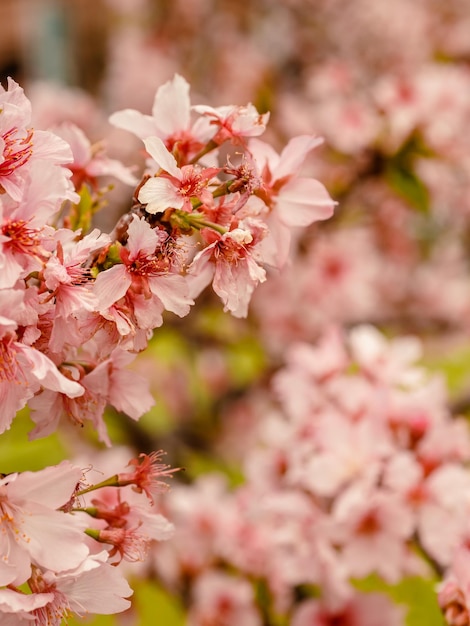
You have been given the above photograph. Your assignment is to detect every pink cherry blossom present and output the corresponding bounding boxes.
[0,78,76,201]
[0,321,84,434]
[138,136,219,213]
[94,214,193,325]
[187,570,262,626]
[331,478,415,583]
[0,159,79,290]
[250,134,335,224]
[188,222,267,318]
[86,485,174,562]
[291,594,405,626]
[29,347,154,445]
[28,553,133,625]
[117,450,179,501]
[193,103,269,146]
[43,228,109,320]
[348,324,425,387]
[439,548,470,626]
[249,135,336,266]
[110,73,209,161]
[0,461,89,586]
[54,122,138,189]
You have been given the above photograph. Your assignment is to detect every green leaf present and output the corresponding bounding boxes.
[0,409,68,473]
[132,579,185,626]
[226,337,266,388]
[354,575,444,626]
[68,185,94,233]
[424,344,470,397]
[386,164,430,213]
[180,449,244,487]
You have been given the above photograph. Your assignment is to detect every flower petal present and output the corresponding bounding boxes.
[277,177,336,227]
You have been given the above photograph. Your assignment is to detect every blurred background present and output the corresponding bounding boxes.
[3,1,470,625]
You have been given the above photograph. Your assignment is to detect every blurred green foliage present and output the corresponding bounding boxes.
[355,575,444,626]
[0,408,68,474]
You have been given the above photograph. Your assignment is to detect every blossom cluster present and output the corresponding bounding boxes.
[0,72,335,622]
[53,2,470,624]
[6,0,470,621]
[0,452,173,625]
[150,326,470,625]
[92,0,470,348]
[0,74,334,442]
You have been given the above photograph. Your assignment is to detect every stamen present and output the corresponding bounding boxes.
[0,128,34,177]
[2,219,42,256]
[0,336,18,383]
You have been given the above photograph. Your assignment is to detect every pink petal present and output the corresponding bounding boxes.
[277,177,336,227]
[0,381,32,434]
[20,345,84,398]
[249,138,280,172]
[28,389,63,439]
[54,122,91,166]
[109,365,154,420]
[63,560,133,615]
[94,264,130,310]
[143,136,180,178]
[274,135,324,180]
[19,504,89,573]
[12,461,83,509]
[109,109,157,140]
[0,588,53,613]
[138,176,183,214]
[149,273,193,317]
[127,215,159,257]
[151,73,191,134]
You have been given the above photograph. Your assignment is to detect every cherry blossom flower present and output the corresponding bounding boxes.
[187,570,262,626]
[0,78,76,201]
[53,122,138,189]
[94,214,193,325]
[249,135,336,266]
[348,324,425,387]
[117,451,179,501]
[0,461,89,586]
[0,159,78,290]
[28,553,133,625]
[0,319,84,434]
[43,228,109,320]
[92,526,151,562]
[291,594,405,626]
[193,103,269,146]
[75,451,175,564]
[251,134,335,224]
[385,453,470,567]
[29,347,154,445]
[438,548,470,626]
[109,73,209,161]
[188,221,267,317]
[330,478,415,583]
[138,136,219,213]
[86,489,174,563]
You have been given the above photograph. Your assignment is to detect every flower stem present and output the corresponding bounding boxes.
[76,475,120,496]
